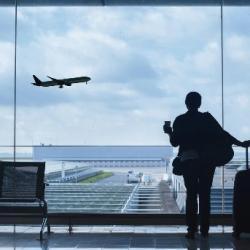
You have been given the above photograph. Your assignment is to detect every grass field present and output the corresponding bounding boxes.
[80,171,113,184]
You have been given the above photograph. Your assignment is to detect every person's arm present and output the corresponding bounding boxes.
[224,131,242,146]
[163,118,179,147]
[206,112,250,147]
[170,122,180,147]
[225,131,250,147]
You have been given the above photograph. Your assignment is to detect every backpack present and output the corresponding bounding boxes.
[199,112,234,166]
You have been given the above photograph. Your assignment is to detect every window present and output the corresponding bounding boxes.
[0,6,15,158]
[221,6,250,213]
[1,2,246,216]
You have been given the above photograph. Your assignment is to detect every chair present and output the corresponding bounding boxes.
[0,161,50,241]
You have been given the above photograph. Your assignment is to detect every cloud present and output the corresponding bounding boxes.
[13,7,224,144]
[235,94,250,109]
[14,16,160,107]
[0,106,14,145]
[226,35,250,64]
[0,8,15,42]
[37,28,157,84]
[242,126,250,135]
[0,6,249,145]
[0,41,16,106]
[0,41,14,76]
[15,99,169,145]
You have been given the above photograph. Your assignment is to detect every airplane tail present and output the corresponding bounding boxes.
[33,75,42,86]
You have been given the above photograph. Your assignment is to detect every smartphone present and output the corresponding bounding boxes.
[164,121,171,127]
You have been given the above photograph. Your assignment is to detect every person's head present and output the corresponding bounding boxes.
[185,92,202,111]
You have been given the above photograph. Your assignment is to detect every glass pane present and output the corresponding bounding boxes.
[0,7,15,153]
[16,6,221,214]
[222,6,250,214]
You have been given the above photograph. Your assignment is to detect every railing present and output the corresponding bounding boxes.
[121,184,139,213]
[0,145,248,217]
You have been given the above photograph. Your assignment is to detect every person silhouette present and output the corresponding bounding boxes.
[163,91,250,239]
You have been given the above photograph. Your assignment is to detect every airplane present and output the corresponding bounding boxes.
[32,75,91,88]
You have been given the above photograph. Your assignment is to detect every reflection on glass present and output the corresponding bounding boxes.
[221,7,250,214]
[12,6,222,214]
[0,7,14,147]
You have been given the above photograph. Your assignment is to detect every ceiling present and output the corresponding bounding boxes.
[1,0,250,6]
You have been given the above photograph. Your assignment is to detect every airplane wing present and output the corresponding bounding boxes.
[62,76,91,84]
[42,81,59,87]
[38,80,60,87]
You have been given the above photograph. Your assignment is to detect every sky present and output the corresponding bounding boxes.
[0,6,249,146]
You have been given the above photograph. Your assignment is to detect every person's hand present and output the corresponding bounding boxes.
[163,125,172,135]
[242,140,250,148]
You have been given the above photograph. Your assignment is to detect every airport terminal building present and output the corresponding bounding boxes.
[32,145,173,168]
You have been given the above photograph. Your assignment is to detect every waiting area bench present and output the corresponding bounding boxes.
[0,161,50,241]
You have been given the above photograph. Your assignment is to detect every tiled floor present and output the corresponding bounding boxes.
[0,226,250,249]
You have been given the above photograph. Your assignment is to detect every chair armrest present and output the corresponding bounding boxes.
[0,198,38,202]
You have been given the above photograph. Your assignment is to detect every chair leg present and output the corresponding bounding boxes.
[47,223,51,234]
[40,217,47,241]
[69,224,73,234]
[40,231,43,241]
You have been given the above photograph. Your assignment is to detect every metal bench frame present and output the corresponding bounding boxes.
[0,161,50,241]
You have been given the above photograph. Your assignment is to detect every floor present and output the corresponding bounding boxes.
[0,226,250,250]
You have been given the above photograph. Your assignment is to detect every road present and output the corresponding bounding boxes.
[95,166,166,183]
[96,172,127,184]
